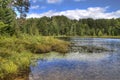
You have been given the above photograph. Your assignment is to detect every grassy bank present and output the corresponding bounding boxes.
[78,36,120,39]
[0,34,70,80]
[55,36,120,39]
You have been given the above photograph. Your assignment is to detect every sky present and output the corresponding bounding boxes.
[27,0,120,19]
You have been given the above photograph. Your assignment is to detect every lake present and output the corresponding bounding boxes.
[29,38,120,80]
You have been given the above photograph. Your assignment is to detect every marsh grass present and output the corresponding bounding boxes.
[0,51,32,80]
[0,34,69,80]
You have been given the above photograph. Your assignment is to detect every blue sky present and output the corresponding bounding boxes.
[27,0,120,19]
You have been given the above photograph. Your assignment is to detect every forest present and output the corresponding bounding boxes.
[22,16,120,36]
[1,12,120,36]
[0,0,120,37]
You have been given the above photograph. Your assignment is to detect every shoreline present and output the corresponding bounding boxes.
[0,35,70,80]
[54,36,120,39]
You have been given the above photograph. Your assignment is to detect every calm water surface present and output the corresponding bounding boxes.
[29,38,120,80]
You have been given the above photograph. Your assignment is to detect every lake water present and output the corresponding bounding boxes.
[29,38,120,80]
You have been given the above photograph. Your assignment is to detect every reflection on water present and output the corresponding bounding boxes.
[29,38,120,80]
[65,52,110,61]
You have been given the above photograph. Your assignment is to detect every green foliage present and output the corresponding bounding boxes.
[0,0,31,36]
[0,0,120,79]
[0,52,32,80]
[0,60,18,80]
[0,21,7,29]
[0,3,16,35]
[1,61,18,74]
[0,35,69,55]
[10,52,32,70]
[22,16,120,36]
[52,43,69,53]
[98,30,103,36]
[0,35,70,80]
[20,35,70,53]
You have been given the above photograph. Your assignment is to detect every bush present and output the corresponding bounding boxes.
[34,44,52,53]
[1,61,18,74]
[0,61,18,80]
[25,36,70,53]
[52,43,69,53]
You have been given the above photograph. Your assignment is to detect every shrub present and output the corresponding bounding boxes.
[34,44,52,53]
[1,61,18,74]
[0,61,18,80]
[0,48,13,57]
[10,52,32,70]
[52,43,69,53]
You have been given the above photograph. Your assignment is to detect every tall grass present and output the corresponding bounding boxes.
[0,34,70,80]
[0,51,32,80]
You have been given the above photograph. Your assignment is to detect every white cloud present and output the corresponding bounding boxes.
[31,5,39,9]
[27,7,120,20]
[47,0,62,4]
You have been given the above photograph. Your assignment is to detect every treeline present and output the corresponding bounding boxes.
[1,13,120,36]
[21,16,120,36]
[0,0,120,36]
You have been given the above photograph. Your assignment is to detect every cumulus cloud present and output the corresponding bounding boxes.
[47,0,63,4]
[27,7,120,20]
